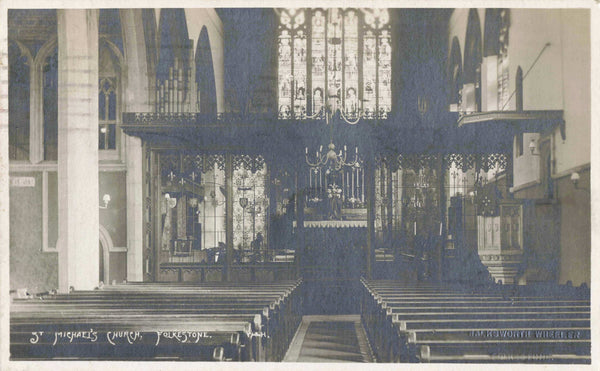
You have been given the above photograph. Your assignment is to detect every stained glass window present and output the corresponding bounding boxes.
[278,8,392,119]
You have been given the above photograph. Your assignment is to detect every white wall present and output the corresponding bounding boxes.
[513,133,541,188]
[553,9,590,174]
[506,9,564,111]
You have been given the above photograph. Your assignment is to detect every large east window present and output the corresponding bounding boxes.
[278,8,392,119]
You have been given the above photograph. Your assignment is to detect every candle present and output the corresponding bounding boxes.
[342,171,345,200]
[414,221,417,236]
[361,169,364,202]
[347,172,350,196]
[439,222,442,236]
[352,169,355,198]
[319,168,322,189]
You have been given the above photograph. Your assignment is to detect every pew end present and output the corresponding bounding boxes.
[213,346,225,361]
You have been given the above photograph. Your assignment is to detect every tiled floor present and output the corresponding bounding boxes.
[284,315,374,362]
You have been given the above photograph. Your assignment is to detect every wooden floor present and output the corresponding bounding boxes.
[283,315,374,362]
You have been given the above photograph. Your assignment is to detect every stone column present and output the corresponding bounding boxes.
[225,153,233,281]
[57,10,99,292]
[1,7,11,360]
[121,9,149,282]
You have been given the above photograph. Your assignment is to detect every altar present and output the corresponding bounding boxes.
[301,220,367,228]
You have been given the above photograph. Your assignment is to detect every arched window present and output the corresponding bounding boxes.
[195,26,217,114]
[8,41,31,161]
[515,65,523,111]
[447,37,462,111]
[98,40,121,152]
[278,8,392,119]
[98,9,125,156]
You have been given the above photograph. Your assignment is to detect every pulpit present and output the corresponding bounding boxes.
[477,200,524,284]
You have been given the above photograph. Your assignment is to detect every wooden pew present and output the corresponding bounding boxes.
[12,316,254,361]
[360,278,590,364]
[11,279,303,361]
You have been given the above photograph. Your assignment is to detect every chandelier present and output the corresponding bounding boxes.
[305,141,360,171]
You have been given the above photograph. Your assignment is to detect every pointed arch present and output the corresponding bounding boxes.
[463,9,482,84]
[157,9,190,82]
[99,9,124,55]
[447,37,462,108]
[195,26,217,114]
[142,8,158,97]
[483,9,502,57]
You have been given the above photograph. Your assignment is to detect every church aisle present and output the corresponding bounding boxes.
[283,315,374,362]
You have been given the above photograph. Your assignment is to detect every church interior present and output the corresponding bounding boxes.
[4,7,591,363]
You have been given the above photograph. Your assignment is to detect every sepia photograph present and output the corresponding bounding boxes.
[0,0,596,368]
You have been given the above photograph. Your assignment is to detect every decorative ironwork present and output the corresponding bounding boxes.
[397,154,438,172]
[181,153,225,176]
[233,155,266,173]
[444,153,508,173]
[159,153,180,183]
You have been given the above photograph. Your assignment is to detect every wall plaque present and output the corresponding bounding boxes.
[10,176,35,187]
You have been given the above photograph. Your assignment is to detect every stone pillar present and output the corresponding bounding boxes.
[57,10,99,292]
[121,9,149,282]
[225,153,233,281]
[1,7,11,360]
